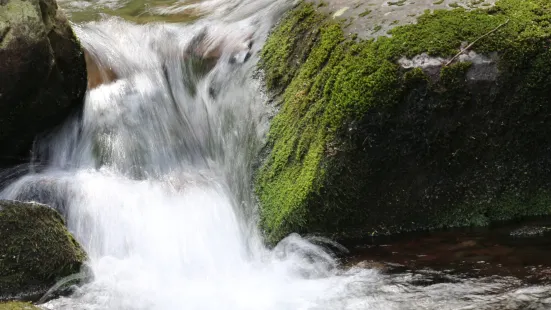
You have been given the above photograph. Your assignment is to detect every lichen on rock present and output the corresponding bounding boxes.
[0,302,40,310]
[256,0,551,244]
[0,200,86,301]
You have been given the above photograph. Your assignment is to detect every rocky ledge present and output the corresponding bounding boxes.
[256,0,551,243]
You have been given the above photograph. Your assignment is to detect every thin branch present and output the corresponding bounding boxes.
[445,19,510,66]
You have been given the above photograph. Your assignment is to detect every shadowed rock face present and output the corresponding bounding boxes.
[0,0,87,167]
[0,200,86,302]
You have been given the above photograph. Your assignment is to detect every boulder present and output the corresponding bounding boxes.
[0,200,86,301]
[0,302,39,310]
[256,0,551,243]
[0,0,87,166]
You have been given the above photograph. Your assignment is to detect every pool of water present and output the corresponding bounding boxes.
[346,218,551,284]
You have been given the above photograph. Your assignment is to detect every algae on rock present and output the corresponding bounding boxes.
[0,200,86,301]
[0,302,40,310]
[256,0,551,244]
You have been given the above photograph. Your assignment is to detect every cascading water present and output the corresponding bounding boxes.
[2,0,551,309]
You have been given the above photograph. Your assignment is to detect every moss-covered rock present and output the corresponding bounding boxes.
[0,302,40,310]
[0,200,86,301]
[256,0,551,244]
[0,0,87,167]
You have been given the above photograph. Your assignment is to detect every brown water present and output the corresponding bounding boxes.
[347,218,551,284]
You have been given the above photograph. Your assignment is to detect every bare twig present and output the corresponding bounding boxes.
[445,19,510,66]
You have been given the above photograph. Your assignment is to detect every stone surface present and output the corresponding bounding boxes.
[0,0,87,166]
[256,0,551,244]
[314,0,496,39]
[0,200,86,301]
[0,302,39,310]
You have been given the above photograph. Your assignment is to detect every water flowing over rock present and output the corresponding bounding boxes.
[256,0,551,243]
[0,200,86,302]
[0,0,87,166]
[1,0,551,308]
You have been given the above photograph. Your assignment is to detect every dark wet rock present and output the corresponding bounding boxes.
[0,0,87,166]
[0,200,86,302]
[256,0,551,244]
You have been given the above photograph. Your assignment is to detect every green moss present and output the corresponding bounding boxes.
[388,0,407,6]
[0,302,39,310]
[257,0,551,243]
[359,9,372,17]
[433,0,445,4]
[260,4,327,91]
[0,201,86,300]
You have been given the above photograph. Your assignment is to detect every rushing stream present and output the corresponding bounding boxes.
[1,0,551,309]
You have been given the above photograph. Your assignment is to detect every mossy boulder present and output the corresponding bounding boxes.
[0,0,87,166]
[0,200,86,301]
[256,0,551,244]
[0,302,39,310]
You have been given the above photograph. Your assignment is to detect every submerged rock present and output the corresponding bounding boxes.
[256,0,551,243]
[0,200,86,301]
[0,0,87,166]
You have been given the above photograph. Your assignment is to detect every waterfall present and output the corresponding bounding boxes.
[1,0,549,309]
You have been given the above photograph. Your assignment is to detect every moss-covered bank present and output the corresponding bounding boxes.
[256,0,551,244]
[0,201,86,301]
[0,302,39,310]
